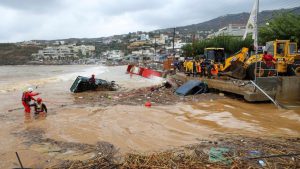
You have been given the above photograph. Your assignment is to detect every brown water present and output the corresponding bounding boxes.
[0,65,299,168]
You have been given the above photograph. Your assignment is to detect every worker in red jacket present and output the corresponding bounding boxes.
[262,51,276,75]
[262,51,276,68]
[21,88,39,113]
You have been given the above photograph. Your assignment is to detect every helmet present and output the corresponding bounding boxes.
[37,98,42,103]
[27,87,33,92]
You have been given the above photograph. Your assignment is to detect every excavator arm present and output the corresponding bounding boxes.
[218,47,249,79]
[222,47,249,71]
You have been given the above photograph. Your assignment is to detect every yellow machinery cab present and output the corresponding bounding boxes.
[204,48,226,75]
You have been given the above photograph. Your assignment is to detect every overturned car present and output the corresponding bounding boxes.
[70,76,117,93]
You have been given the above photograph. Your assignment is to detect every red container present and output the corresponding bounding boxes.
[142,68,162,78]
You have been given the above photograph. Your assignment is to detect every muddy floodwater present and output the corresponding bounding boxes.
[0,65,299,168]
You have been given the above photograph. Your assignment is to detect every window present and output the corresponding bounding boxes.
[265,42,274,56]
[289,43,297,55]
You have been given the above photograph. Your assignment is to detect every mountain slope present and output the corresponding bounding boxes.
[158,6,300,34]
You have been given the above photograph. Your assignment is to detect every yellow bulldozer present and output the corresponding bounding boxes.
[204,40,300,80]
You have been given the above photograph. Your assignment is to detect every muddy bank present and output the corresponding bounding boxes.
[53,135,300,169]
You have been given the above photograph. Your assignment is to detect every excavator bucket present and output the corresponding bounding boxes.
[218,61,246,79]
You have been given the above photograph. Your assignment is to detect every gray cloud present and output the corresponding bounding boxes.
[97,0,171,16]
[0,0,299,42]
[0,0,63,13]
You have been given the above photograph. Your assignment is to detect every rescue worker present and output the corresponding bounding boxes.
[262,51,276,75]
[200,57,207,77]
[89,74,97,90]
[186,59,193,76]
[31,98,47,115]
[173,58,180,72]
[192,59,197,77]
[89,74,96,84]
[196,59,201,76]
[21,88,39,113]
[183,59,188,72]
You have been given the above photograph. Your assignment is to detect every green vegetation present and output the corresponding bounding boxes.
[259,13,300,44]
[182,36,253,56]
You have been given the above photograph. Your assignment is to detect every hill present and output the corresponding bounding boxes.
[0,44,41,65]
[158,6,300,35]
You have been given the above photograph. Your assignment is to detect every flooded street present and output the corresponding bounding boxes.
[0,65,299,168]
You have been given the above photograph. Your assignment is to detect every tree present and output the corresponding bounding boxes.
[181,36,253,57]
[259,13,300,44]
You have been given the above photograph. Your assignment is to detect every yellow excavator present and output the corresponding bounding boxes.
[203,47,249,79]
[205,40,300,79]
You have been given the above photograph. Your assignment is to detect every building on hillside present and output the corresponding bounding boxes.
[150,34,168,45]
[140,34,149,41]
[166,42,187,54]
[32,44,95,61]
[131,49,154,56]
[102,50,124,60]
[73,45,95,56]
[19,40,40,46]
[32,46,78,60]
[207,24,247,38]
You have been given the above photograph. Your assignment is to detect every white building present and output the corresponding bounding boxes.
[33,46,77,60]
[32,44,95,61]
[208,24,247,38]
[140,34,149,41]
[132,49,153,56]
[150,34,168,45]
[103,50,124,60]
[73,45,95,56]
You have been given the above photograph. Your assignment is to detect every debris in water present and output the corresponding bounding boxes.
[145,101,151,107]
[209,147,232,165]
[258,160,266,167]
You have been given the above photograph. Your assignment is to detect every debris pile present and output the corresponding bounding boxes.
[52,136,300,169]
[74,83,224,107]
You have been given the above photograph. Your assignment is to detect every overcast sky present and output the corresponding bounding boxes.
[0,0,299,42]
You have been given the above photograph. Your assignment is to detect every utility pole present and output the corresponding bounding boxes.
[172,27,176,54]
[154,36,157,55]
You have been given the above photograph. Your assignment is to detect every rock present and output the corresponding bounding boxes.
[219,93,225,97]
